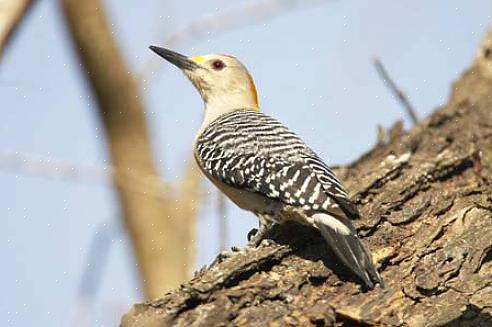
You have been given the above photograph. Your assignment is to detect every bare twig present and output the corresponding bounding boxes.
[176,161,202,279]
[0,152,110,184]
[0,0,35,60]
[0,152,217,204]
[0,151,174,198]
[217,192,228,252]
[376,124,385,145]
[373,58,418,125]
[140,0,328,81]
[78,222,115,297]
[74,222,116,327]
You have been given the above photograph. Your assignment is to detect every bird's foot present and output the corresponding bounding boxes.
[247,226,272,247]
[247,228,259,243]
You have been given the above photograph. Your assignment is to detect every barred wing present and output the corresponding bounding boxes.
[195,110,359,219]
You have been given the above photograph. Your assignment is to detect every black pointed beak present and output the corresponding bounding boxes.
[149,46,198,71]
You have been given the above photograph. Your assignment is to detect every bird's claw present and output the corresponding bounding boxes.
[247,228,258,242]
[247,227,270,247]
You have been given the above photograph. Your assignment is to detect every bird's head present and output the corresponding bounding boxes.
[149,46,259,113]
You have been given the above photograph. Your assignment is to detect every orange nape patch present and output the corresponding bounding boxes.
[246,72,259,110]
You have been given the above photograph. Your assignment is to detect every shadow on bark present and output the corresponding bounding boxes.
[438,304,492,327]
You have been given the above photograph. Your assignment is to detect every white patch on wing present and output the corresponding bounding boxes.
[313,213,351,235]
[308,183,321,204]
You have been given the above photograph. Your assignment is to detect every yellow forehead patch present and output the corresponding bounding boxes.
[191,55,205,63]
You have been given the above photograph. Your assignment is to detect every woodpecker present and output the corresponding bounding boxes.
[149,46,383,289]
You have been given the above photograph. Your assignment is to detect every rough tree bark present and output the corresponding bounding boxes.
[59,0,200,299]
[122,28,492,326]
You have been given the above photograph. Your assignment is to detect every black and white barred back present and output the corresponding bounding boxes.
[195,109,383,288]
[196,110,354,215]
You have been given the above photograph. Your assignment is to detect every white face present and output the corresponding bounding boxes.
[185,54,259,111]
[149,47,260,121]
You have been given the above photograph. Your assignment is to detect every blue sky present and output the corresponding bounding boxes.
[1,0,491,326]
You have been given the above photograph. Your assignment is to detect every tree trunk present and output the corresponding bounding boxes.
[0,0,34,60]
[59,0,198,299]
[121,28,492,326]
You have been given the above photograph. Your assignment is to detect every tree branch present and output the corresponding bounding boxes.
[217,192,228,252]
[122,25,492,327]
[59,0,195,298]
[140,0,328,81]
[0,0,35,60]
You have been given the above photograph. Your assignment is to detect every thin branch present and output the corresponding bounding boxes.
[0,152,218,203]
[373,58,418,125]
[376,124,385,145]
[0,152,110,184]
[78,222,115,298]
[139,0,328,81]
[176,161,203,279]
[74,222,116,327]
[217,192,228,252]
[0,151,172,197]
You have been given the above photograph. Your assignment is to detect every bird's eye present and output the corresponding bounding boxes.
[212,60,225,70]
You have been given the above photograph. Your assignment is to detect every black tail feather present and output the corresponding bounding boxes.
[314,220,383,288]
